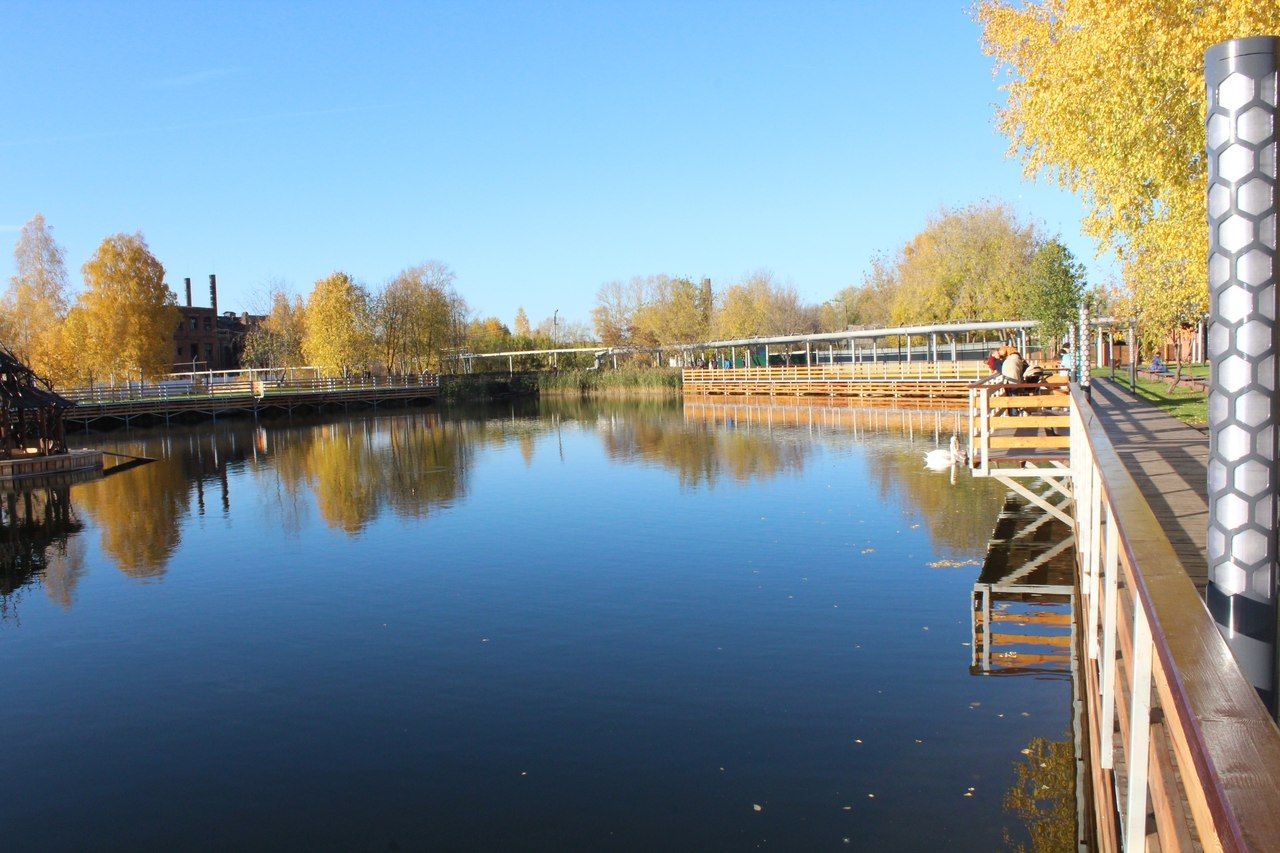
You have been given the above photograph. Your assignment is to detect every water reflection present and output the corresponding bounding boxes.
[685,397,992,551]
[2,398,1069,849]
[970,496,1075,678]
[1003,734,1078,852]
[971,494,1082,850]
[44,398,1002,597]
[0,479,86,616]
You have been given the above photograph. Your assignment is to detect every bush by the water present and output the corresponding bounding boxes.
[535,367,681,394]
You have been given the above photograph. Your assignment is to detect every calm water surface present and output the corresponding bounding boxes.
[2,398,1072,851]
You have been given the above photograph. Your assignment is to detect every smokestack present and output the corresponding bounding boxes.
[209,274,218,317]
[184,277,192,307]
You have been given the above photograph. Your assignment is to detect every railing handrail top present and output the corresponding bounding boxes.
[1068,383,1280,848]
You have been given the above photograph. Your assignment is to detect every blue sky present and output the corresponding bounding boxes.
[0,1,1110,327]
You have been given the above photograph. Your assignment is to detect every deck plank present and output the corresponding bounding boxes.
[1089,379,1209,589]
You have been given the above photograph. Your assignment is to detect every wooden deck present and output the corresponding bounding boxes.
[682,362,988,401]
[1088,379,1209,589]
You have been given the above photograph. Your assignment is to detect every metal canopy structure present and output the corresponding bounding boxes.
[458,317,1123,370]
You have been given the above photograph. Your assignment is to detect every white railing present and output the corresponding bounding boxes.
[62,373,441,406]
[1066,384,1280,850]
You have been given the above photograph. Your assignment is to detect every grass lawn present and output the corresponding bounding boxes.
[1106,370,1208,426]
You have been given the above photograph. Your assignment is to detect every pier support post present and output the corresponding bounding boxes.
[1205,36,1280,713]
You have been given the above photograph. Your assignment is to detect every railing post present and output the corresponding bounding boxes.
[1087,463,1102,660]
[1205,36,1280,714]
[1125,600,1154,850]
[979,388,990,475]
[1100,504,1119,768]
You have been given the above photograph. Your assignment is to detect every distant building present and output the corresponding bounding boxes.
[171,275,264,373]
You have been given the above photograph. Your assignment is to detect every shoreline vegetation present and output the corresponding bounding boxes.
[534,367,681,395]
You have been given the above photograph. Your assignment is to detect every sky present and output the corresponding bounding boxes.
[0,1,1113,327]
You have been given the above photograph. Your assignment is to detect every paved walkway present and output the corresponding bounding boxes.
[1089,378,1209,589]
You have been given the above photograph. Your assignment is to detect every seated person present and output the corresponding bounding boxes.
[1150,354,1168,374]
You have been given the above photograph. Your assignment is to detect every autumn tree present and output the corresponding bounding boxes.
[633,276,705,346]
[886,202,1040,326]
[513,307,531,337]
[591,278,647,347]
[243,285,306,369]
[302,272,374,376]
[467,316,511,353]
[69,233,181,383]
[4,213,68,374]
[821,257,898,332]
[713,270,818,339]
[374,262,467,373]
[976,0,1280,334]
[1026,239,1084,354]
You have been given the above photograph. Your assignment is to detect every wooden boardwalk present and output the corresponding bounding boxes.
[1088,379,1209,589]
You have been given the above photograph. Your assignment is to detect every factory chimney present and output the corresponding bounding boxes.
[209,274,218,317]
[184,277,192,307]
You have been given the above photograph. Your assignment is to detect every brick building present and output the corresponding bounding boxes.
[172,275,264,373]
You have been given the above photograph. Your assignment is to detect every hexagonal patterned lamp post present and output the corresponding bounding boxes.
[1205,36,1280,712]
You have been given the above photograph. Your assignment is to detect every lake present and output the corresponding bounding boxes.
[1,397,1074,850]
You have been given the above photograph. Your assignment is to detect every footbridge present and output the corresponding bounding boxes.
[61,369,440,429]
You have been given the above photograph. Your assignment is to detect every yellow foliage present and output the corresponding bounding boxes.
[5,213,68,373]
[74,232,181,382]
[887,202,1040,326]
[301,271,374,376]
[976,0,1280,330]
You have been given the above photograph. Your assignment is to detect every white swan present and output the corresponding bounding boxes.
[925,435,966,470]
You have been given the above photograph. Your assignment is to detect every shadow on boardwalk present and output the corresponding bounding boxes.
[1090,379,1208,589]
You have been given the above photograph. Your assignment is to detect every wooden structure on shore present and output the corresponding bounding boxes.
[0,347,71,458]
[682,362,988,402]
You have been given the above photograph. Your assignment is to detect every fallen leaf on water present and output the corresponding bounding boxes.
[753,804,763,812]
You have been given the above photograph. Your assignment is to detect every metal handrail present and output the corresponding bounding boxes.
[60,374,441,407]
[1067,383,1280,850]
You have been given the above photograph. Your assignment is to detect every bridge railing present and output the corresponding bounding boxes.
[683,361,989,384]
[966,377,1072,476]
[1067,383,1280,850]
[61,374,441,406]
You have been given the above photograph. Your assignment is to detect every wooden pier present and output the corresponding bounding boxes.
[682,362,989,401]
[967,379,1280,849]
[0,449,103,482]
[61,374,441,430]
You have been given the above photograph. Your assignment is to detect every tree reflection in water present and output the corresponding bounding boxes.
[40,397,1004,599]
[1003,734,1077,852]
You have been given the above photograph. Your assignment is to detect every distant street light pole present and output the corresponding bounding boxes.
[552,309,559,370]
